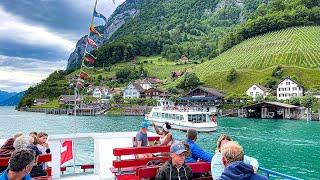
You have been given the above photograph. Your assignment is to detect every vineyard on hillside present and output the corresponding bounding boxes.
[195,26,320,75]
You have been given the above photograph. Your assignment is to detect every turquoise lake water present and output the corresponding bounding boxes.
[0,106,319,179]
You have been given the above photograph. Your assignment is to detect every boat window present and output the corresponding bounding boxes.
[165,113,169,118]
[162,113,165,118]
[172,114,176,120]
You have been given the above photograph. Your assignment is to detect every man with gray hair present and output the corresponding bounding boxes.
[0,148,35,180]
[219,141,268,180]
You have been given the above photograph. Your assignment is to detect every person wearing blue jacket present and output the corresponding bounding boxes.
[185,129,213,163]
[219,141,268,180]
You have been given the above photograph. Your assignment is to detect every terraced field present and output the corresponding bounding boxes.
[195,26,320,76]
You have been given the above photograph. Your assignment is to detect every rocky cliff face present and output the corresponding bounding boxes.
[66,1,140,70]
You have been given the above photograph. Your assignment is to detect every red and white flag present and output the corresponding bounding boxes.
[61,140,73,165]
[87,37,97,48]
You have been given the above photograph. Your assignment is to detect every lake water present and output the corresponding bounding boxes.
[0,106,319,179]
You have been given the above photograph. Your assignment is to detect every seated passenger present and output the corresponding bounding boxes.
[155,143,192,180]
[219,141,268,180]
[152,122,173,146]
[0,148,35,180]
[26,135,47,177]
[36,132,50,154]
[185,129,213,163]
[211,134,259,180]
[0,133,23,158]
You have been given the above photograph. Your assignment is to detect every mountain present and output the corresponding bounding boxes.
[66,0,267,70]
[0,90,17,102]
[66,0,141,70]
[0,91,25,106]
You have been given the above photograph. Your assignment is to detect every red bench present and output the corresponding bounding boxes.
[111,145,170,179]
[0,154,66,177]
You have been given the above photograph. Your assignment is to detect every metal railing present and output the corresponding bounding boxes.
[259,167,303,180]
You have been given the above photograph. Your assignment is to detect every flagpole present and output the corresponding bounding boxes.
[73,0,99,174]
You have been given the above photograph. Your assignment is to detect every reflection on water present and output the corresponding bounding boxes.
[0,107,319,179]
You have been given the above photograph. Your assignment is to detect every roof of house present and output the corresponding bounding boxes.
[33,98,49,103]
[253,84,268,92]
[59,95,83,102]
[278,77,303,87]
[187,86,225,97]
[131,82,145,92]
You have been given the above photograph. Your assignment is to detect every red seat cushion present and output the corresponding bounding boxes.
[116,174,139,180]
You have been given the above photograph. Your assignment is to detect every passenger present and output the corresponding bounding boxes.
[0,148,35,180]
[13,136,31,151]
[152,122,173,146]
[185,129,213,163]
[37,132,50,154]
[26,135,47,177]
[211,134,259,180]
[219,141,268,180]
[155,143,192,180]
[136,121,152,158]
[0,133,23,158]
[29,132,37,137]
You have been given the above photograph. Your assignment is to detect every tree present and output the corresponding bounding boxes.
[288,96,301,106]
[255,94,264,102]
[272,65,283,78]
[227,68,237,82]
[301,95,318,109]
[178,73,203,90]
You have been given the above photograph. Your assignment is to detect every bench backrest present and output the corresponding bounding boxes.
[113,145,170,156]
[0,154,52,167]
[137,162,211,179]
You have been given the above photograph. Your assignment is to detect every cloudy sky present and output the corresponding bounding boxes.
[0,0,125,92]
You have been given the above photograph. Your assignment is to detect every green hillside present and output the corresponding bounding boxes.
[196,26,320,71]
[193,26,320,94]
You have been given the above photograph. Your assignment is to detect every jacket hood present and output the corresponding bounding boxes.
[220,161,255,180]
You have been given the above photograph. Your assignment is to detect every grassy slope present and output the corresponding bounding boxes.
[192,26,320,94]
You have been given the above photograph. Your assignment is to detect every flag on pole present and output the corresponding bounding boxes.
[93,9,107,24]
[87,37,97,48]
[89,24,102,37]
[61,140,73,165]
[85,51,97,59]
[80,72,89,79]
[84,56,95,64]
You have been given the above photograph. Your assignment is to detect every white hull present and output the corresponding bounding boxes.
[147,117,217,132]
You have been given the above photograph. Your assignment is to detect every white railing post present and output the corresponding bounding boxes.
[51,139,61,179]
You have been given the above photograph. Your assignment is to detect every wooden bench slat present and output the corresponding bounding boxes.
[37,154,52,163]
[113,146,170,156]
[0,158,9,167]
[116,174,139,180]
[113,156,169,168]
[132,136,160,142]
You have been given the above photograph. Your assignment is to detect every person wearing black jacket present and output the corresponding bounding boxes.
[155,143,192,180]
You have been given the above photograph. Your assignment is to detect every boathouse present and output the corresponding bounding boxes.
[243,101,305,119]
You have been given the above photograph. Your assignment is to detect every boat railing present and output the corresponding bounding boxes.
[258,167,303,180]
[161,106,210,112]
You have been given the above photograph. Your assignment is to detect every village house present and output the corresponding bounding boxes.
[123,82,145,99]
[59,95,83,105]
[143,88,163,99]
[92,87,109,99]
[33,98,49,106]
[246,84,269,100]
[178,86,224,113]
[277,77,304,100]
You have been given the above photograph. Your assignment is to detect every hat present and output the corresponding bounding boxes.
[170,143,187,155]
[140,121,150,128]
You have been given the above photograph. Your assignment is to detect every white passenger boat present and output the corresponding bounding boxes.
[145,100,217,132]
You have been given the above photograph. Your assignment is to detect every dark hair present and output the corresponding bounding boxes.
[8,148,35,172]
[37,132,48,138]
[187,129,197,140]
[29,132,37,136]
[164,122,171,130]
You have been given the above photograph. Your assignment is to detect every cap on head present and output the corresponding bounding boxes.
[170,143,187,155]
[140,121,150,129]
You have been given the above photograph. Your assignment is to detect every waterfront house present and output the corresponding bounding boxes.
[143,88,163,99]
[123,82,145,99]
[33,98,49,106]
[92,87,109,99]
[59,95,83,105]
[246,84,269,100]
[277,77,304,100]
[178,86,224,112]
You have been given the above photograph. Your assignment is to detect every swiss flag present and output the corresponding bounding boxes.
[61,140,73,165]
[212,115,216,124]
